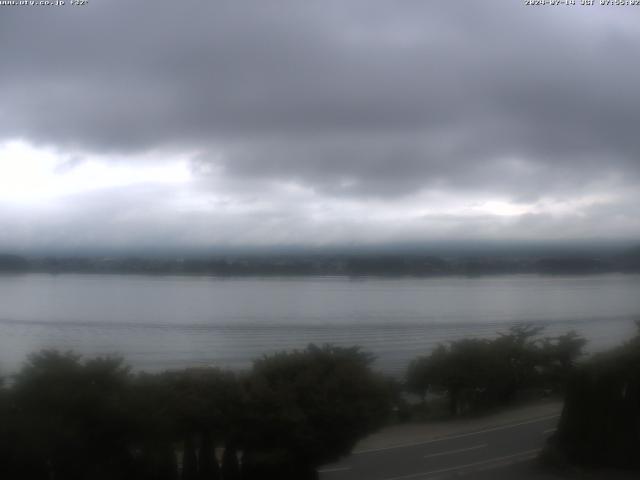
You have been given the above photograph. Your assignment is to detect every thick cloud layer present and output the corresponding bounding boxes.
[0,1,639,249]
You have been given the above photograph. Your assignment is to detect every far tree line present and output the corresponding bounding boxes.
[2,248,640,276]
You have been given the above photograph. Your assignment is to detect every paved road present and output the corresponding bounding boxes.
[318,414,559,480]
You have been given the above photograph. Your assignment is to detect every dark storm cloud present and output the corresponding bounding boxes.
[1,0,640,200]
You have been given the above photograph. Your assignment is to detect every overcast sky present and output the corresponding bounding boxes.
[1,0,639,252]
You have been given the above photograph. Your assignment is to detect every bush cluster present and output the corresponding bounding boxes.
[0,345,393,480]
[405,325,586,415]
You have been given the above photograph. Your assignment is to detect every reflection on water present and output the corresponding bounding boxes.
[0,274,638,374]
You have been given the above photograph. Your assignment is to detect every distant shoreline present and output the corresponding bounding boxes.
[2,270,640,280]
[1,251,639,278]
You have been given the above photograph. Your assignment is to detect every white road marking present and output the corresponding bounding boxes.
[317,466,351,473]
[354,414,560,454]
[381,449,541,480]
[423,443,487,459]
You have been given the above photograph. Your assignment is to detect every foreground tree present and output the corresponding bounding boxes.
[545,323,640,470]
[539,331,588,391]
[241,344,393,479]
[8,351,135,480]
[129,367,241,480]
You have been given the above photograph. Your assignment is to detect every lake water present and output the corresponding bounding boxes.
[0,273,638,375]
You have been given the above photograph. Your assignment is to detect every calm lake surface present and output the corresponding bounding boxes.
[0,273,638,375]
